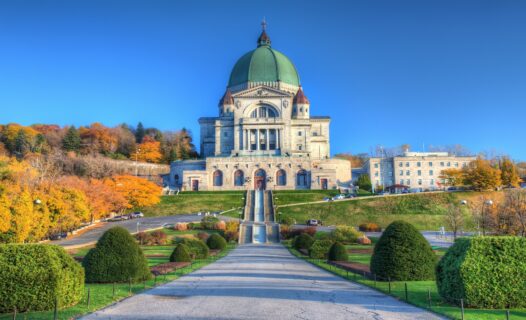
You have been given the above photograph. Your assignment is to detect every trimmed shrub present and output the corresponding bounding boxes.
[149,230,168,245]
[358,223,382,232]
[309,240,334,259]
[83,227,151,283]
[0,244,84,312]
[436,237,526,308]
[176,238,209,259]
[207,233,227,250]
[370,221,436,281]
[282,226,317,240]
[201,216,219,230]
[170,244,192,262]
[330,226,362,244]
[293,233,314,250]
[328,242,348,261]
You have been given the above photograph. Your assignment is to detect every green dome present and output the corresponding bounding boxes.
[228,34,300,88]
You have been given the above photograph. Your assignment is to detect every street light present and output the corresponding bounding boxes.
[136,222,140,233]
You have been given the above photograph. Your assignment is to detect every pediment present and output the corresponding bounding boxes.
[233,86,292,99]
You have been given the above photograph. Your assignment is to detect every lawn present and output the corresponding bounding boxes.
[287,244,526,320]
[0,228,235,320]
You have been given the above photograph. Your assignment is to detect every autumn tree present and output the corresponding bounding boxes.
[62,126,81,152]
[463,158,502,191]
[79,123,118,155]
[499,157,521,188]
[0,189,11,233]
[135,136,162,163]
[439,168,465,187]
[105,175,161,208]
[114,124,136,157]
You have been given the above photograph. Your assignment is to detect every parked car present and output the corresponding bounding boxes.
[306,219,322,226]
[322,197,333,202]
[49,232,68,240]
[108,215,128,222]
[130,212,144,219]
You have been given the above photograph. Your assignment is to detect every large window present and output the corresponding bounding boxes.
[234,170,244,186]
[250,105,278,118]
[276,169,287,186]
[213,170,223,186]
[297,170,308,187]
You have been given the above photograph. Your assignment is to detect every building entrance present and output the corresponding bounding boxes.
[254,169,266,190]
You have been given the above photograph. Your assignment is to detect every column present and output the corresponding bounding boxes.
[266,129,270,150]
[276,129,280,150]
[256,129,261,150]
[243,129,246,150]
[234,126,239,151]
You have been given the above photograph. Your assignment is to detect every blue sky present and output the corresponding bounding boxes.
[0,0,525,160]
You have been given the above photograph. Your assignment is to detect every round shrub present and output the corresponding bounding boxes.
[201,216,220,230]
[206,233,227,250]
[293,233,314,250]
[436,237,526,308]
[330,226,362,244]
[358,223,382,232]
[0,244,84,312]
[176,238,209,259]
[83,227,151,283]
[170,244,192,262]
[328,242,348,261]
[309,240,334,259]
[370,221,436,281]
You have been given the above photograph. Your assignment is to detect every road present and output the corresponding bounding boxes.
[51,214,233,249]
[82,244,444,320]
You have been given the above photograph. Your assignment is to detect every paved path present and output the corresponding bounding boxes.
[82,244,444,320]
[52,214,233,249]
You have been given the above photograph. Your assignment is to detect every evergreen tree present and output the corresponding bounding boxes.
[62,126,81,152]
[135,122,145,144]
[14,130,28,155]
[357,174,372,192]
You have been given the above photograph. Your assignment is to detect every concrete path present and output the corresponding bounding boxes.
[82,244,444,320]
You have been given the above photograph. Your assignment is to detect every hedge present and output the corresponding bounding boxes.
[330,226,362,244]
[436,237,526,308]
[328,242,348,261]
[170,244,192,262]
[309,240,334,259]
[293,233,314,250]
[0,244,84,312]
[176,238,209,259]
[83,227,151,283]
[370,221,436,281]
[206,233,227,250]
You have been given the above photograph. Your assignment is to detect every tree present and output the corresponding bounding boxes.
[444,204,464,240]
[135,136,162,163]
[104,175,161,208]
[135,122,145,143]
[439,168,465,187]
[463,158,501,191]
[114,124,136,157]
[499,157,521,188]
[356,174,372,191]
[0,189,11,233]
[62,126,81,152]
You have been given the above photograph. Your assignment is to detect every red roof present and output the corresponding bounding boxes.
[293,87,310,105]
[219,89,234,105]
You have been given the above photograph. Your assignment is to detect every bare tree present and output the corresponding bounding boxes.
[445,204,464,240]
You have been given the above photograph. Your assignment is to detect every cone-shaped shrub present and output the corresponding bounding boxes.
[176,238,209,259]
[293,233,314,250]
[328,242,348,261]
[206,233,227,250]
[370,221,436,281]
[436,237,526,308]
[0,244,84,312]
[170,244,192,262]
[83,227,151,283]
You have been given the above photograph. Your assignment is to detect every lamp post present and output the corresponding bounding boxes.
[135,148,141,177]
[136,222,140,233]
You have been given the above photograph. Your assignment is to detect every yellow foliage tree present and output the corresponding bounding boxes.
[9,187,35,243]
[105,175,161,208]
[135,137,162,163]
[0,189,11,233]
[439,168,465,187]
[463,158,502,191]
[500,157,521,188]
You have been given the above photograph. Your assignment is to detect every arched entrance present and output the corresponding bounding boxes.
[254,169,266,190]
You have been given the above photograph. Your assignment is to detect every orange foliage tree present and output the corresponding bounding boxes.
[135,136,162,163]
[105,175,161,208]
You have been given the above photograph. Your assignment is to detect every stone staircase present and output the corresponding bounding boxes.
[239,190,280,244]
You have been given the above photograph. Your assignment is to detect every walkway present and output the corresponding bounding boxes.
[82,244,444,320]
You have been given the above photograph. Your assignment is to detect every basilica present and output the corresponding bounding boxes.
[166,26,351,191]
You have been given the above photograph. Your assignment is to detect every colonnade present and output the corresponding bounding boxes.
[242,128,281,151]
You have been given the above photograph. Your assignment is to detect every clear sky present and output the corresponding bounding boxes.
[0,0,525,160]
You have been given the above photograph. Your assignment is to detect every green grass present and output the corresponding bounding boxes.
[0,244,236,320]
[287,245,526,320]
[278,191,493,230]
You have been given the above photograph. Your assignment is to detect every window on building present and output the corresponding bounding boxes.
[417,162,421,167]
[400,179,404,185]
[375,172,379,177]
[418,179,422,185]
[213,170,223,187]
[298,145,303,151]
[455,162,459,167]
[298,131,302,136]
[223,132,228,137]
[250,105,278,118]
[406,170,410,175]
[429,162,433,166]
[406,162,410,167]
[418,170,422,176]
[431,179,435,185]
[429,170,434,176]
[389,171,392,176]
[400,170,403,175]
[234,170,244,186]
[447,162,451,167]
[407,179,411,185]
[297,170,308,187]
[276,170,286,186]
[399,162,403,167]
[440,162,445,166]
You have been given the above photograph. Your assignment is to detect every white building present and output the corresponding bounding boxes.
[363,151,475,192]
[166,26,351,191]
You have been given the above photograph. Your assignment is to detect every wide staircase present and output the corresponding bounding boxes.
[239,190,280,244]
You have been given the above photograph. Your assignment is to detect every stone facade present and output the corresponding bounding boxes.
[167,29,351,191]
[364,152,475,192]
